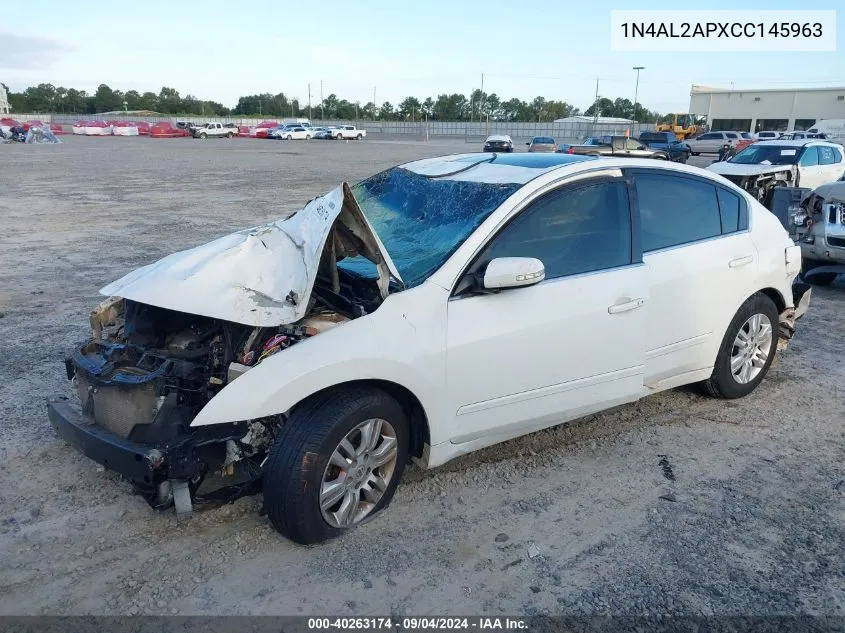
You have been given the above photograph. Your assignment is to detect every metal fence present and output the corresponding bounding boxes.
[13,113,655,142]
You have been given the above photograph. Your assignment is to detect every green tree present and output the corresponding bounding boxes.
[158,87,181,114]
[92,84,122,113]
[398,96,421,120]
[378,101,395,120]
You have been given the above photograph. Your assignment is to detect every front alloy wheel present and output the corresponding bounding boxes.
[263,387,409,544]
[320,418,398,528]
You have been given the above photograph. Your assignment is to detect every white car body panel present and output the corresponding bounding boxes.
[100,186,403,327]
[168,156,800,470]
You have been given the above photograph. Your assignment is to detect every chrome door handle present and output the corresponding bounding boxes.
[729,255,754,268]
[608,298,645,314]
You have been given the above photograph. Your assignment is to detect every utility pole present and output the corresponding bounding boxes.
[373,87,377,119]
[480,72,484,121]
[320,80,324,121]
[632,66,644,123]
[308,84,312,121]
[592,77,599,124]
[258,98,263,116]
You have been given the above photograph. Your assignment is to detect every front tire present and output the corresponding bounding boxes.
[199,133,207,139]
[263,387,409,544]
[701,293,779,399]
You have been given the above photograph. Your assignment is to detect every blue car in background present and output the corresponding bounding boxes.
[637,131,691,163]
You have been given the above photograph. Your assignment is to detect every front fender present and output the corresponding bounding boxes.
[190,287,447,434]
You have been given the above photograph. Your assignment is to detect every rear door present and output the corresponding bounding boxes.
[445,174,646,443]
[798,146,828,188]
[628,169,758,388]
[819,145,845,182]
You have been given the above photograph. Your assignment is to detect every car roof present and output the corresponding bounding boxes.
[399,152,596,184]
[752,139,836,147]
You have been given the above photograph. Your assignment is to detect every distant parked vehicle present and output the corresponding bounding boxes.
[779,131,830,140]
[707,140,845,205]
[278,125,312,140]
[526,136,557,152]
[311,127,334,139]
[482,135,513,152]
[756,131,782,140]
[637,131,691,163]
[686,131,742,155]
[807,119,845,141]
[558,136,669,160]
[333,125,366,140]
[192,122,236,139]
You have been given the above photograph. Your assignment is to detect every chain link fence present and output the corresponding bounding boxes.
[13,113,655,142]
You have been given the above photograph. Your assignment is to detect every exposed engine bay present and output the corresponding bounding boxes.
[50,183,396,513]
[721,167,796,205]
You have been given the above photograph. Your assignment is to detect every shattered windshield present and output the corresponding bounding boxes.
[729,145,800,165]
[345,168,521,287]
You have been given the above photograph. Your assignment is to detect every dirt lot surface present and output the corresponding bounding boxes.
[1,136,843,617]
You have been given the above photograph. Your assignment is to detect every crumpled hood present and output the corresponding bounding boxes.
[100,184,402,327]
[707,162,793,178]
[803,180,845,205]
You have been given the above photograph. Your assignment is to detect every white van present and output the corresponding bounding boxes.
[807,119,845,140]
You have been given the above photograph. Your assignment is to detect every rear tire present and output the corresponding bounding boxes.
[701,293,779,399]
[357,134,363,140]
[226,132,233,138]
[199,133,207,139]
[263,387,409,544]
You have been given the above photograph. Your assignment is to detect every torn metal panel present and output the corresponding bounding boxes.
[99,185,403,327]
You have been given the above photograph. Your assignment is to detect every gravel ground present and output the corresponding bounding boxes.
[0,136,843,617]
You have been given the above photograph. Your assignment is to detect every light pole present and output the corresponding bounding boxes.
[632,66,644,123]
[308,84,312,121]
[320,80,324,121]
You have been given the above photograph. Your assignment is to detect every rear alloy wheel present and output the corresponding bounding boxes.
[263,387,408,544]
[701,293,778,399]
[356,133,363,140]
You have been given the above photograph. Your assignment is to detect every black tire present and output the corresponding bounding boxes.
[678,152,689,164]
[701,293,779,399]
[226,132,233,138]
[263,387,409,544]
[691,152,699,156]
[801,258,837,286]
[199,133,207,139]
[356,133,363,140]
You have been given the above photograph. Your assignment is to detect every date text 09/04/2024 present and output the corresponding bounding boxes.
[307,618,528,630]
[620,22,823,38]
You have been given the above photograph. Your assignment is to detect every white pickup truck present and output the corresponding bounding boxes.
[192,122,236,139]
[333,125,367,140]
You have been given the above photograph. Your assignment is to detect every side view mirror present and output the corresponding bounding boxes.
[483,257,545,290]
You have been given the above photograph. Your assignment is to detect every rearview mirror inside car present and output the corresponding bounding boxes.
[483,257,545,290]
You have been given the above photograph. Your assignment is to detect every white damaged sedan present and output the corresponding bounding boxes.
[49,153,810,544]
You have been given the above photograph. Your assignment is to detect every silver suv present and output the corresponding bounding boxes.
[790,178,845,285]
[686,131,742,155]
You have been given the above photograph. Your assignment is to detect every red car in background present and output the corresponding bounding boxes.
[150,122,190,138]
[251,120,279,138]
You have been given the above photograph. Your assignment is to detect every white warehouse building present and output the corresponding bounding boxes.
[689,85,845,133]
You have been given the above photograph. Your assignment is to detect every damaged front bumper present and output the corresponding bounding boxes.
[47,397,254,511]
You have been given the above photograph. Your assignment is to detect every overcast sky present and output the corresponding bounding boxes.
[1,0,843,112]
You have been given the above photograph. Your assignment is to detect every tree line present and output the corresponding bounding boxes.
[6,82,667,123]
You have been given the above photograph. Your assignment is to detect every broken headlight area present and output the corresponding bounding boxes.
[723,169,795,204]
[52,269,380,512]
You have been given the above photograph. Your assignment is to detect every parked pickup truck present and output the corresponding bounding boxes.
[557,135,669,160]
[637,131,690,163]
[192,122,236,139]
[333,125,366,140]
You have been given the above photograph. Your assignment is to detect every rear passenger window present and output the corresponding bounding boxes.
[634,174,722,252]
[799,147,819,166]
[717,188,747,233]
[832,147,842,163]
[478,181,632,280]
[818,146,837,165]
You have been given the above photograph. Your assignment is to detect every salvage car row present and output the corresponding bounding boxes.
[484,132,693,162]
[184,120,367,140]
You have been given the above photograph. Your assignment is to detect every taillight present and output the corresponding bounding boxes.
[567,147,574,154]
